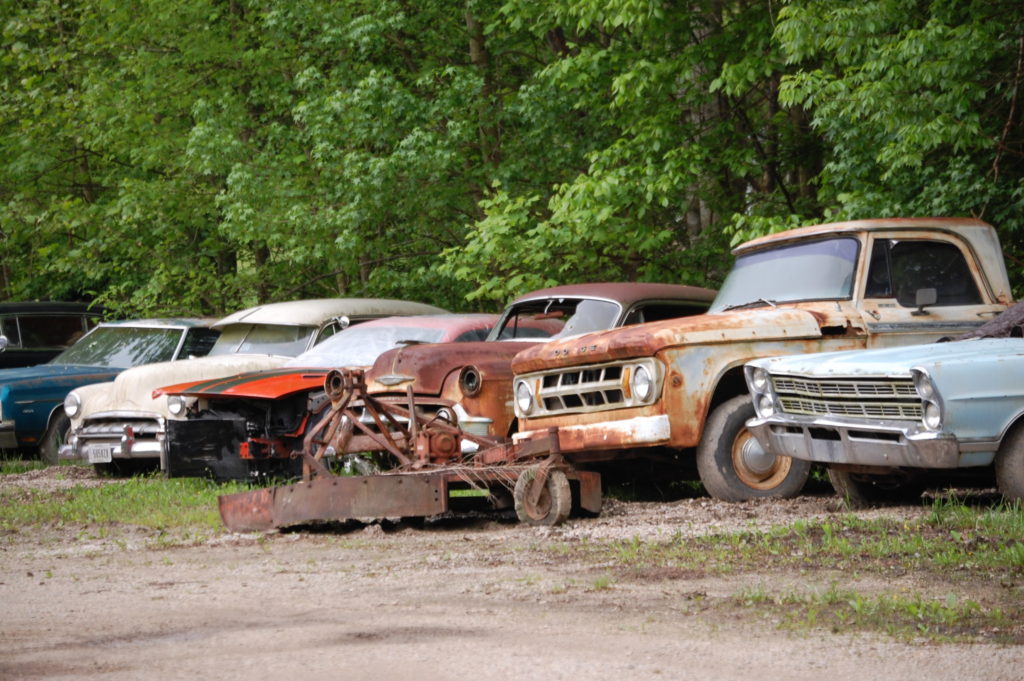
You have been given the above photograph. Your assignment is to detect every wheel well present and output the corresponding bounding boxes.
[999,412,1024,450]
[707,367,748,416]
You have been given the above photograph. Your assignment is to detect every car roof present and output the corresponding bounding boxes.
[212,298,449,328]
[97,318,218,329]
[734,217,994,254]
[508,283,717,308]
[0,301,103,315]
[355,314,498,331]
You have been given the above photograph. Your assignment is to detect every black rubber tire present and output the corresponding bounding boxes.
[39,413,70,466]
[513,467,572,526]
[995,425,1024,502]
[827,466,925,509]
[696,394,811,501]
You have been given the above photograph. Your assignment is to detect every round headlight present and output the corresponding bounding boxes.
[515,380,534,415]
[434,406,457,425]
[459,366,482,397]
[167,394,187,417]
[756,393,776,418]
[923,401,942,431]
[64,391,81,418]
[750,367,769,393]
[631,365,654,402]
[913,370,935,400]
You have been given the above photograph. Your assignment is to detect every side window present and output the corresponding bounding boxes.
[453,328,489,342]
[622,303,709,326]
[179,328,220,359]
[17,315,89,348]
[0,316,20,346]
[315,322,339,346]
[865,239,982,307]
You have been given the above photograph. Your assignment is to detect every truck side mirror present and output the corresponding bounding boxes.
[0,335,7,352]
[912,288,938,316]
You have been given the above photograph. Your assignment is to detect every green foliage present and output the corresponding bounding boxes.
[1,0,1023,312]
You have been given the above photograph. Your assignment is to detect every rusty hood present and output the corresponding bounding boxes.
[365,341,540,395]
[511,306,848,373]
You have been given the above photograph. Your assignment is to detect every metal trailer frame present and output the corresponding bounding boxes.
[218,369,602,532]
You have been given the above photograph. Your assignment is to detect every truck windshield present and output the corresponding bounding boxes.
[487,298,621,341]
[709,237,860,313]
[209,323,317,357]
[52,326,184,368]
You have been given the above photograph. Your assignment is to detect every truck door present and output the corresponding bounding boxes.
[860,236,1004,348]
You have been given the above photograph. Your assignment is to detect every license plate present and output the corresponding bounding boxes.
[86,445,114,464]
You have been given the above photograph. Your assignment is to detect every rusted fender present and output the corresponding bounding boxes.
[365,341,539,395]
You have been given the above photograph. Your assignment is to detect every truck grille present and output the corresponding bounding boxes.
[772,374,921,421]
[520,359,661,417]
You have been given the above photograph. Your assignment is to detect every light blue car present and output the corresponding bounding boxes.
[744,335,1024,506]
[0,319,218,461]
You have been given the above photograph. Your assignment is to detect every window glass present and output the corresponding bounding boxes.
[0,316,20,346]
[710,238,859,312]
[865,239,982,307]
[488,298,621,341]
[179,328,220,359]
[16,315,87,348]
[53,326,184,367]
[209,324,317,357]
[286,325,448,368]
[622,303,708,326]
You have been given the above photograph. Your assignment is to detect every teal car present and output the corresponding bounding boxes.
[0,319,218,461]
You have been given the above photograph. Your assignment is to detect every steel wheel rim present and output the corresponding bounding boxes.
[731,429,792,490]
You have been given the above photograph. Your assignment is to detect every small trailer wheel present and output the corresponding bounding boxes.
[514,467,571,526]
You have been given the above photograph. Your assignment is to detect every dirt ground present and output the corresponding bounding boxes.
[1,467,1022,681]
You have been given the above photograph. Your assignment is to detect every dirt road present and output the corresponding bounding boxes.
[1,470,1022,680]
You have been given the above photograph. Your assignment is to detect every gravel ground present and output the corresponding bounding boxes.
[1,466,1022,681]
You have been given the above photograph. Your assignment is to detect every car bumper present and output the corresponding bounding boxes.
[746,415,973,469]
[513,414,671,453]
[62,418,167,466]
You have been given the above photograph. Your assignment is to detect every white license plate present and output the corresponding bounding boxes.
[86,445,114,464]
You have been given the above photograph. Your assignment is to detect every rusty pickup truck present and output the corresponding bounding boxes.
[509,218,1013,501]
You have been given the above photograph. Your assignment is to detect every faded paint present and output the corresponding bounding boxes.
[512,219,1013,479]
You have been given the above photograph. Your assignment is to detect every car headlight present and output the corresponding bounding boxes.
[515,380,534,415]
[755,393,776,418]
[459,366,482,397]
[922,401,942,431]
[631,364,654,402]
[64,391,81,418]
[167,394,188,417]
[913,370,935,400]
[749,367,769,393]
[434,406,457,425]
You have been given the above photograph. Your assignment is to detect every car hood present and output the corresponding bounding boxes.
[511,307,838,373]
[156,366,348,400]
[752,337,1024,378]
[366,341,540,395]
[0,364,123,402]
[78,354,291,419]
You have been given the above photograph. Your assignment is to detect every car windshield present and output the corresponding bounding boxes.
[51,326,184,368]
[209,323,317,357]
[709,237,860,313]
[487,298,621,341]
[285,325,449,368]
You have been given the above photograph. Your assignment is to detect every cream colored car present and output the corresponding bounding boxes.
[61,298,446,473]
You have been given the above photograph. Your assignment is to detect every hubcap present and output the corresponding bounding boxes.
[731,429,792,490]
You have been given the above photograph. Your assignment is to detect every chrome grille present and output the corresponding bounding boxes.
[538,365,625,413]
[772,374,920,421]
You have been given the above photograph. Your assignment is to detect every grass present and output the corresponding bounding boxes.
[0,458,47,475]
[0,472,248,534]
[561,495,1024,643]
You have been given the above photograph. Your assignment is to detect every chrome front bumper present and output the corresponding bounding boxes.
[61,417,167,466]
[0,420,17,449]
[746,415,972,469]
